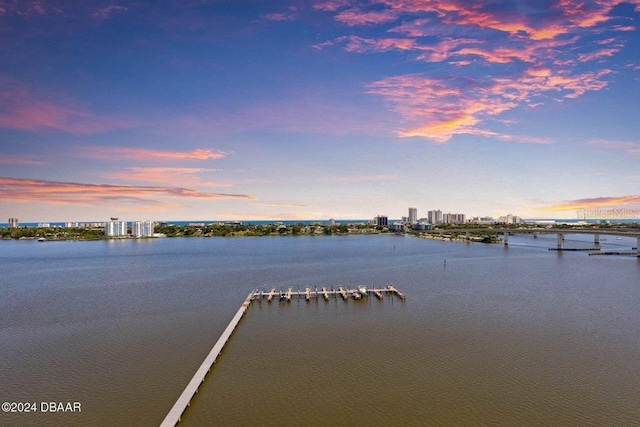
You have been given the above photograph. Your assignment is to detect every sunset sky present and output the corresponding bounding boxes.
[1,0,639,222]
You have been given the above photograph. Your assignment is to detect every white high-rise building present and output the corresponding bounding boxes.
[8,218,19,228]
[408,207,417,224]
[427,210,443,224]
[131,220,154,237]
[105,219,127,237]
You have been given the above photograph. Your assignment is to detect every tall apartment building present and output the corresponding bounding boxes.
[408,207,418,224]
[374,215,388,227]
[443,213,466,224]
[427,210,443,224]
[105,219,127,237]
[131,220,154,237]
[8,218,19,228]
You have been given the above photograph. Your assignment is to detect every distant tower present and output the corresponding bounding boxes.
[374,215,388,227]
[131,220,154,237]
[105,219,127,237]
[408,207,417,224]
[427,210,443,224]
[8,218,19,228]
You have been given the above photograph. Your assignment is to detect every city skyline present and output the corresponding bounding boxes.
[1,1,640,222]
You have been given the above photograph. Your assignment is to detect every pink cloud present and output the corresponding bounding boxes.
[334,8,398,26]
[304,0,632,143]
[612,24,636,31]
[588,139,640,155]
[336,35,418,53]
[263,13,293,21]
[543,195,640,211]
[578,47,620,62]
[313,0,351,12]
[0,176,255,206]
[0,1,132,19]
[102,167,232,188]
[78,146,227,161]
[375,0,634,40]
[0,153,49,165]
[0,76,135,134]
[92,5,128,20]
[0,1,64,17]
[368,68,612,142]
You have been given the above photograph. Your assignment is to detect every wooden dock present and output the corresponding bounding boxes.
[161,284,406,426]
[160,291,255,427]
[386,285,405,300]
[253,285,406,302]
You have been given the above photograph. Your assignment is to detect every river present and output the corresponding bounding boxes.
[1,234,639,425]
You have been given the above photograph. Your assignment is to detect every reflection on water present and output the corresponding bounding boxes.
[1,235,639,426]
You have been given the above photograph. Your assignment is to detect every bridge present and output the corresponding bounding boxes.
[424,227,640,256]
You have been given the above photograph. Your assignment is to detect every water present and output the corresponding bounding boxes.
[1,235,639,426]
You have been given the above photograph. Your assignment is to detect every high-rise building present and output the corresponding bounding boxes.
[442,213,466,224]
[131,220,154,237]
[374,215,388,227]
[8,218,19,228]
[408,207,417,224]
[105,219,127,237]
[427,210,443,224]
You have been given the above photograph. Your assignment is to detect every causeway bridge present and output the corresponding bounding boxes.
[426,227,640,256]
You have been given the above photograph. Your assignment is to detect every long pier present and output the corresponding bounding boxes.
[161,285,405,426]
[160,291,255,427]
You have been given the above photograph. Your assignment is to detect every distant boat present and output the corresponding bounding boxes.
[37,237,46,242]
[616,237,623,240]
[358,285,368,296]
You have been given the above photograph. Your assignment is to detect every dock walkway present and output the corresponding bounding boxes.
[161,284,405,426]
[160,291,254,427]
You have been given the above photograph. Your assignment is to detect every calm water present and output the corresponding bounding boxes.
[1,235,639,426]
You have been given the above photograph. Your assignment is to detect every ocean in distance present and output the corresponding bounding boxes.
[1,234,639,426]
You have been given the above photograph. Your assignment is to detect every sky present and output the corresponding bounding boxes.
[1,0,639,222]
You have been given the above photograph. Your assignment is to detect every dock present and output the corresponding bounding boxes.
[253,285,406,303]
[160,291,255,427]
[161,284,406,426]
[386,285,405,300]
